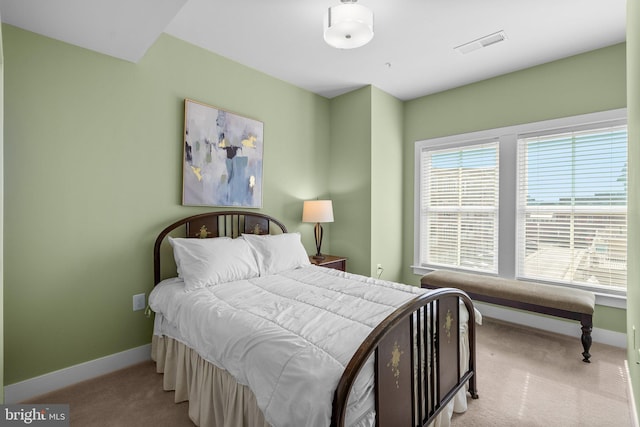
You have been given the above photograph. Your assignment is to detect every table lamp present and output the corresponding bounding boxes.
[302,200,334,260]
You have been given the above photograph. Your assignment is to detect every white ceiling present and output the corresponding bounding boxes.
[0,0,627,101]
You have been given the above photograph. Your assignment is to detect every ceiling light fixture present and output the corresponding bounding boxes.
[324,0,374,49]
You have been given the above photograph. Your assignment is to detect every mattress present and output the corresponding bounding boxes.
[149,265,477,427]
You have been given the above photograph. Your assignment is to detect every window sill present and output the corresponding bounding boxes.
[592,292,626,309]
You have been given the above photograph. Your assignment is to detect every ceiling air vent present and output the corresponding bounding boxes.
[454,30,506,54]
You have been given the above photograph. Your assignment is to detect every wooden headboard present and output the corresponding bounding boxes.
[153,211,288,285]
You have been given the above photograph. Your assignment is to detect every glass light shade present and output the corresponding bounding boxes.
[324,3,374,49]
[302,200,334,223]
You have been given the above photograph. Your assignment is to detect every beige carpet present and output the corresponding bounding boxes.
[24,317,632,427]
[24,360,195,427]
[452,318,632,427]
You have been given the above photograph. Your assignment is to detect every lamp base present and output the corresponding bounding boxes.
[313,223,325,261]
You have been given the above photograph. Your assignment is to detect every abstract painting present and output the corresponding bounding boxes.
[182,99,263,207]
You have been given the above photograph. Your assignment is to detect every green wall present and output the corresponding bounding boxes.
[329,87,372,276]
[370,87,403,280]
[2,25,330,385]
[627,0,640,414]
[0,16,5,403]
[327,86,404,280]
[402,43,628,332]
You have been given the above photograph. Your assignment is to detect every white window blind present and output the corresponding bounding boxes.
[516,126,628,290]
[420,141,499,273]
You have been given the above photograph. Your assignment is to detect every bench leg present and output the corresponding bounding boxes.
[580,315,593,363]
[468,376,479,400]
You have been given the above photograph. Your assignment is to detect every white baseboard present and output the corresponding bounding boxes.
[475,302,627,348]
[4,344,152,404]
[625,361,640,427]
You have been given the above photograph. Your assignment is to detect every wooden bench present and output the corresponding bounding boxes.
[421,270,596,363]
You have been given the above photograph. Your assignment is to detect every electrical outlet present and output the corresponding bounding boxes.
[133,293,146,311]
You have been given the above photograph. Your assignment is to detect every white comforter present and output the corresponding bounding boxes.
[150,265,474,427]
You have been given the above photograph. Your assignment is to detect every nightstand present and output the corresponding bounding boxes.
[309,255,347,272]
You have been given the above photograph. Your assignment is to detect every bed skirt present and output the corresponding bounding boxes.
[152,335,270,427]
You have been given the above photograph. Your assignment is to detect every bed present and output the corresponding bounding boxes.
[149,211,479,427]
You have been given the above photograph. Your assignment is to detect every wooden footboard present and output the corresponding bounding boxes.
[331,288,478,427]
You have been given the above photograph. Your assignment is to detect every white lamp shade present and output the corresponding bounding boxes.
[302,200,334,223]
[324,3,374,49]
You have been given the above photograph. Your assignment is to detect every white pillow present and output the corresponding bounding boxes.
[168,236,231,278]
[168,236,259,291]
[242,232,311,276]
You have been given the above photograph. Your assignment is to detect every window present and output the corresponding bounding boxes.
[419,141,499,273]
[516,126,627,290]
[414,109,627,297]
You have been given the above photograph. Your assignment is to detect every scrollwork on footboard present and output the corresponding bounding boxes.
[331,288,478,427]
[386,340,403,389]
